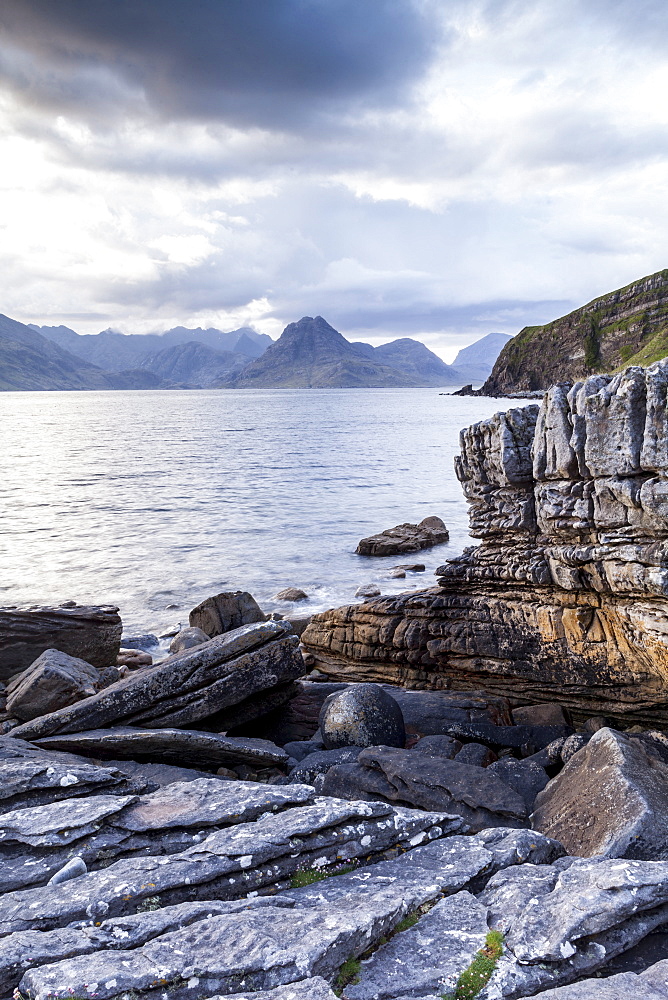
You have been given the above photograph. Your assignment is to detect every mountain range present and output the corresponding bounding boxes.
[0,312,508,391]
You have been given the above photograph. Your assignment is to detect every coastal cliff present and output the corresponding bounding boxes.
[303,359,668,724]
[483,269,668,394]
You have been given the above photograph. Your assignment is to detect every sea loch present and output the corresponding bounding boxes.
[1,386,528,633]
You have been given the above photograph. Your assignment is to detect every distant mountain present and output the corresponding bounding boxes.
[138,341,250,388]
[374,338,462,386]
[31,324,271,372]
[452,332,514,383]
[233,316,415,388]
[0,315,169,391]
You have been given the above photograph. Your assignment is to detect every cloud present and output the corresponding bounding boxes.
[0,0,668,356]
[0,0,439,128]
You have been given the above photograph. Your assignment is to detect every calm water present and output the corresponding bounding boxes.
[0,389,530,636]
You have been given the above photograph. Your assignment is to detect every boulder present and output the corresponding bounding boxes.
[322,746,528,831]
[168,627,209,654]
[275,588,308,602]
[413,735,462,759]
[487,755,550,811]
[512,703,572,726]
[6,650,100,721]
[284,615,312,638]
[560,732,592,762]
[387,568,406,578]
[9,621,307,741]
[287,747,361,789]
[355,584,381,598]
[0,604,122,679]
[188,591,266,637]
[398,719,573,754]
[119,634,158,651]
[116,650,152,667]
[532,727,668,858]
[356,516,449,556]
[320,684,405,750]
[454,742,497,767]
[33,727,288,770]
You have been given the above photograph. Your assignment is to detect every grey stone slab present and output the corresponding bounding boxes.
[114,777,315,832]
[229,980,338,1000]
[527,969,668,998]
[0,781,318,892]
[0,798,449,934]
[10,621,304,741]
[325,747,529,832]
[17,863,468,1000]
[0,738,142,809]
[34,727,288,769]
[0,897,294,995]
[0,793,136,847]
[344,891,488,999]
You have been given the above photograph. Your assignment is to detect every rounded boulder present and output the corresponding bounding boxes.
[319,683,405,750]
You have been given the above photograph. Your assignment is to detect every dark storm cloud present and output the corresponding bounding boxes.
[0,0,440,128]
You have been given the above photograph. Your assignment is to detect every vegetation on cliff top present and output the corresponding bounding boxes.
[483,268,668,393]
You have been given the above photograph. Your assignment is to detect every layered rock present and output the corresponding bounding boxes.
[0,604,122,678]
[10,620,305,740]
[303,361,668,725]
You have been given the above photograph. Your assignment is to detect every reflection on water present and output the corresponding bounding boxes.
[0,388,531,634]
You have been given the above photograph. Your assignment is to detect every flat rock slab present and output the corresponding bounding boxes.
[0,604,122,678]
[231,981,338,1000]
[344,891,488,999]
[531,959,668,998]
[10,621,305,741]
[15,829,564,1000]
[532,727,668,859]
[425,720,574,752]
[0,736,144,809]
[0,798,452,935]
[33,727,288,769]
[356,517,449,556]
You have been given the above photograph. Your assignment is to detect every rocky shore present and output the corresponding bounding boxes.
[4,362,668,997]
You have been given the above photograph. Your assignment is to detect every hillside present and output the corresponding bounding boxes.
[452,332,513,382]
[139,341,250,388]
[0,315,128,391]
[483,269,668,393]
[373,338,462,386]
[234,316,463,388]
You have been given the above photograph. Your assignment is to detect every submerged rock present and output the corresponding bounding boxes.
[356,516,449,556]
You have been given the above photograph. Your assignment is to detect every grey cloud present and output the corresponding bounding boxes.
[0,0,441,128]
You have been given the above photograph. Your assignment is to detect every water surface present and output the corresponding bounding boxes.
[0,388,532,635]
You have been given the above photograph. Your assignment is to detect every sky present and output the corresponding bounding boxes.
[1,1,668,361]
